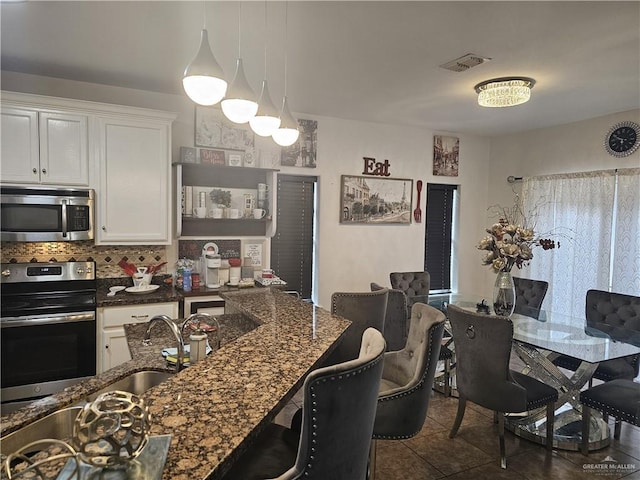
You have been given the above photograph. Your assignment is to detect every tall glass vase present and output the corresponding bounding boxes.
[493,271,516,316]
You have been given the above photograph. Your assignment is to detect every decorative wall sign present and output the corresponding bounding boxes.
[195,106,256,160]
[362,157,391,177]
[200,149,226,165]
[281,119,317,168]
[180,146,197,163]
[340,175,412,224]
[433,135,459,177]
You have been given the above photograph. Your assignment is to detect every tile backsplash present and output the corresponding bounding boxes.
[0,241,167,279]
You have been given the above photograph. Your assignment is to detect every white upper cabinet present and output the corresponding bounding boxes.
[1,105,88,186]
[95,114,174,245]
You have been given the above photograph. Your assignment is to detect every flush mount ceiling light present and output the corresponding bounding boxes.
[182,3,227,106]
[474,77,536,108]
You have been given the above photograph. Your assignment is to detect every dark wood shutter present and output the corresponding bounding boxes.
[424,183,457,291]
[271,174,316,299]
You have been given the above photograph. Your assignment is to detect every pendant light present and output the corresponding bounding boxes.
[182,2,227,106]
[272,2,300,147]
[249,1,281,137]
[221,3,258,124]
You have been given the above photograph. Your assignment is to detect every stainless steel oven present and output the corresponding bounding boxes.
[0,262,97,414]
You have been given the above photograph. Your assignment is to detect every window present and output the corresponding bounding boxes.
[522,168,639,316]
[270,174,317,300]
[424,183,457,292]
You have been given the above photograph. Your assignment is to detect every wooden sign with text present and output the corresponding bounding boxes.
[362,157,391,177]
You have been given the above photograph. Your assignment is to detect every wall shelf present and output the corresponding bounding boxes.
[175,163,278,238]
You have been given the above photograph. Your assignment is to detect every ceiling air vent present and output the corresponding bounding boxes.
[439,53,491,72]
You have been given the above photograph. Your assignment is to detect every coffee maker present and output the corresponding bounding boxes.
[202,245,221,288]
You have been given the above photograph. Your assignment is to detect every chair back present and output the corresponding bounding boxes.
[447,304,528,413]
[373,303,445,439]
[371,282,409,351]
[326,288,388,365]
[585,290,640,347]
[513,277,548,319]
[289,328,386,480]
[389,272,430,307]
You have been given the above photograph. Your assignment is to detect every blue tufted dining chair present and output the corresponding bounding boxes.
[553,290,640,383]
[447,304,558,469]
[222,328,386,480]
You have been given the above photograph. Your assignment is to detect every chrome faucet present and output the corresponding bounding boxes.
[143,315,185,372]
[181,313,222,350]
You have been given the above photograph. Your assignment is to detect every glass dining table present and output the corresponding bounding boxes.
[440,295,640,452]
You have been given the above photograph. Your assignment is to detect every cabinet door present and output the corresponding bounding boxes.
[101,327,132,372]
[39,112,88,186]
[1,107,39,184]
[96,117,171,244]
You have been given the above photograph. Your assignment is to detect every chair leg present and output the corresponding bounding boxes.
[449,397,467,438]
[368,439,377,480]
[614,419,622,439]
[443,358,451,397]
[498,412,507,469]
[545,402,555,451]
[581,405,591,455]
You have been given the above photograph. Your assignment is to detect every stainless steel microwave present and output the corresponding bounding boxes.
[0,187,94,242]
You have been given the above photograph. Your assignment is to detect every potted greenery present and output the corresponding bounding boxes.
[209,189,232,218]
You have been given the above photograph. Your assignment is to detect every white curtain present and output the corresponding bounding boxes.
[521,170,617,317]
[612,168,640,294]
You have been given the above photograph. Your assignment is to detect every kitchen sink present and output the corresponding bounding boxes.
[86,370,174,401]
[1,371,174,457]
[0,405,83,456]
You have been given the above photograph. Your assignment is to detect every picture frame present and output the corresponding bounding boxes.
[340,175,413,224]
[194,105,257,158]
[200,149,226,165]
[180,146,197,163]
[227,153,243,167]
[433,135,459,177]
[281,119,317,168]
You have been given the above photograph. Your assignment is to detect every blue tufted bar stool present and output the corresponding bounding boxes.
[222,328,386,480]
[371,282,409,351]
[580,379,640,455]
[368,303,446,479]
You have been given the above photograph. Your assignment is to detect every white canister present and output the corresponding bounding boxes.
[218,266,230,285]
[230,266,241,282]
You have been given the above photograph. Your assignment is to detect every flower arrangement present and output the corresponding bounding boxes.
[477,198,559,273]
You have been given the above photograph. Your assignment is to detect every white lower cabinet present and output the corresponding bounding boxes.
[98,302,178,373]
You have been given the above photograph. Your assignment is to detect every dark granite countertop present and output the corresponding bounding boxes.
[1,289,350,480]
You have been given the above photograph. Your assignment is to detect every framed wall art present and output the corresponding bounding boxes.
[281,119,317,168]
[340,175,412,224]
[433,135,459,177]
[195,106,256,160]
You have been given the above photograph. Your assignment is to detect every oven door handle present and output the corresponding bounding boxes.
[1,312,95,328]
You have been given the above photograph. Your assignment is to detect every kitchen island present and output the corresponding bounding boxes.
[1,289,350,480]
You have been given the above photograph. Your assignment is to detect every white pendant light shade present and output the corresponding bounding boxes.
[272,96,300,147]
[221,58,258,124]
[250,80,281,136]
[183,29,227,106]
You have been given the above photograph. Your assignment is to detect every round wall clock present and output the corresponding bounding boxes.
[604,121,639,157]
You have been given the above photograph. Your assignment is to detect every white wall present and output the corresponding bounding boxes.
[1,71,492,309]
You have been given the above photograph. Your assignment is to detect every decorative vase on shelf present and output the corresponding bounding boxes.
[493,271,516,316]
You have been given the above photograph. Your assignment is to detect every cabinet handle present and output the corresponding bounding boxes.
[32,168,37,174]
[41,168,47,174]
[131,315,149,320]
[102,226,106,231]
[105,345,109,349]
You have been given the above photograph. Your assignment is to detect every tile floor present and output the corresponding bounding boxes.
[275,388,640,480]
